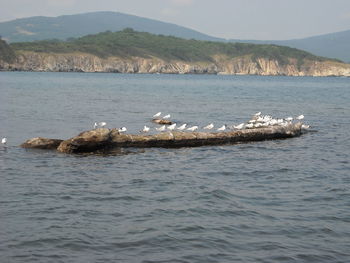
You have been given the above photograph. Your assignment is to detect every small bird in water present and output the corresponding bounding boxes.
[1,137,7,145]
[187,126,198,131]
[167,123,177,130]
[254,112,262,116]
[118,127,127,133]
[285,117,293,122]
[163,114,171,119]
[177,124,187,130]
[203,123,214,130]
[142,126,150,133]
[153,112,162,118]
[156,125,166,132]
[217,125,226,131]
[296,115,304,120]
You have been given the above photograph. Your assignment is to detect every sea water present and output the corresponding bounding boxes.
[0,72,350,262]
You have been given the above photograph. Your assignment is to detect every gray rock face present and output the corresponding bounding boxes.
[1,51,350,77]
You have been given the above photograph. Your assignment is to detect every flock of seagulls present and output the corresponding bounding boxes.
[92,111,309,135]
[0,112,308,148]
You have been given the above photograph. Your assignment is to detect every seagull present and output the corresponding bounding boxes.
[99,122,107,127]
[156,125,166,131]
[233,123,245,130]
[94,122,106,128]
[285,117,293,122]
[246,123,254,129]
[118,127,127,133]
[187,126,198,131]
[203,123,214,130]
[153,112,162,118]
[269,119,278,126]
[217,125,226,131]
[142,126,150,133]
[163,114,171,119]
[254,112,262,116]
[296,114,304,120]
[301,124,310,130]
[177,124,187,130]
[167,123,177,130]
[1,137,7,145]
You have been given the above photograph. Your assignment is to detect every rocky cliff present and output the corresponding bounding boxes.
[1,51,350,77]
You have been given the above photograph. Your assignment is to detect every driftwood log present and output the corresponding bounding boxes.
[21,123,303,154]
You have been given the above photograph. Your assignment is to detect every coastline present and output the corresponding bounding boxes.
[1,51,350,77]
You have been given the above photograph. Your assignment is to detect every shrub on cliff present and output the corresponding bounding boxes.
[0,38,16,63]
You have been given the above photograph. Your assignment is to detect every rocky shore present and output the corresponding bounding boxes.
[1,51,350,77]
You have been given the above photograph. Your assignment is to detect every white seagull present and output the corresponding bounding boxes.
[118,127,127,133]
[153,112,162,118]
[187,126,198,131]
[217,125,226,131]
[301,124,310,130]
[285,117,293,122]
[245,123,254,129]
[234,123,245,130]
[163,114,171,119]
[296,114,304,120]
[99,122,107,127]
[1,137,7,145]
[156,125,166,131]
[177,124,187,130]
[94,122,107,128]
[167,123,177,130]
[142,126,150,133]
[254,112,262,116]
[203,123,214,130]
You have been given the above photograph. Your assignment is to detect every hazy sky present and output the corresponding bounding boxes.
[1,0,350,40]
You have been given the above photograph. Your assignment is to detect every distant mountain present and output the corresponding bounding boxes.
[230,30,350,63]
[1,11,349,62]
[0,11,222,43]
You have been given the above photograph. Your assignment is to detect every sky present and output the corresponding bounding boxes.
[1,0,350,40]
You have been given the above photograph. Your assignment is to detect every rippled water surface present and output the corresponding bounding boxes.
[1,72,350,262]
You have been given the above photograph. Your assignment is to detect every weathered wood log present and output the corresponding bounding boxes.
[20,137,63,149]
[40,123,303,153]
[20,123,303,153]
[57,128,112,153]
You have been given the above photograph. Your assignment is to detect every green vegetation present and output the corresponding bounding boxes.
[0,38,16,63]
[10,29,336,64]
